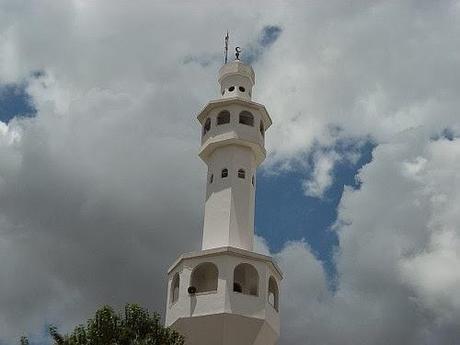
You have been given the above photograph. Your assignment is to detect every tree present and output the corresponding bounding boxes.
[22,304,184,345]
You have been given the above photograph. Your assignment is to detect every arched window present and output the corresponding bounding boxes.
[190,262,218,293]
[170,273,180,304]
[260,121,265,137]
[228,86,235,92]
[233,263,259,296]
[221,168,228,178]
[203,118,211,136]
[239,111,254,126]
[239,86,245,92]
[217,110,230,125]
[268,276,279,311]
[238,169,245,179]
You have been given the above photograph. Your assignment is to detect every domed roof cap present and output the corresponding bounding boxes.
[218,60,255,86]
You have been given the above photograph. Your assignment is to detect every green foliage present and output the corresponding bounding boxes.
[21,304,184,345]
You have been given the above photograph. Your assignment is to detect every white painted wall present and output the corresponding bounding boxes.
[165,249,281,337]
[202,144,256,250]
[219,61,255,101]
[200,101,265,251]
[164,61,281,345]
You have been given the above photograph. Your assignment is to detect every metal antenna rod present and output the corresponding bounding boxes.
[224,31,229,64]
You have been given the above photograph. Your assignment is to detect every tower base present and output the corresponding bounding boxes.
[172,313,278,345]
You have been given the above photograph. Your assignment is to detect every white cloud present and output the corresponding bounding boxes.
[278,133,460,344]
[0,1,459,344]
[302,150,339,198]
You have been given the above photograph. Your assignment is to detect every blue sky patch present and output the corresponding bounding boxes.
[255,141,374,282]
[259,26,283,47]
[241,25,282,65]
[0,82,36,123]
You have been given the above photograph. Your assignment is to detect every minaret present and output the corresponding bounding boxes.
[165,50,282,345]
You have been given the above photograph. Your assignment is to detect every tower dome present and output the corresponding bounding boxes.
[219,60,255,101]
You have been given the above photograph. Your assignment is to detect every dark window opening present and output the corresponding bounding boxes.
[203,118,211,136]
[239,111,254,126]
[190,262,218,293]
[268,276,279,311]
[252,175,255,186]
[260,121,265,137]
[221,168,228,178]
[170,273,180,304]
[233,282,242,293]
[228,86,235,92]
[210,174,214,184]
[239,86,245,92]
[238,169,245,179]
[233,263,259,296]
[217,110,230,125]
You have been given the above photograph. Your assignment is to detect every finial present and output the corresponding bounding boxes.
[235,47,241,60]
[224,31,229,64]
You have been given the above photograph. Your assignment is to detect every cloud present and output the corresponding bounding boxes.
[302,150,339,198]
[278,133,460,345]
[0,1,460,345]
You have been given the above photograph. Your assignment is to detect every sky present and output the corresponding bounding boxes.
[0,1,460,344]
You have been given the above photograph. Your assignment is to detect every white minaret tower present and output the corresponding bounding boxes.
[165,48,282,345]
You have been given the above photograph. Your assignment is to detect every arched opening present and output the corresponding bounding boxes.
[238,169,246,179]
[260,121,265,137]
[221,168,228,178]
[170,273,180,304]
[203,118,211,136]
[228,86,235,92]
[217,110,230,125]
[190,262,218,293]
[239,86,245,92]
[239,111,254,126]
[268,276,279,311]
[233,263,259,296]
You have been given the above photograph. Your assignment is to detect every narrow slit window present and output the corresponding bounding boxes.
[268,276,279,312]
[221,168,228,178]
[260,121,265,137]
[209,174,214,184]
[203,118,211,136]
[238,169,245,179]
[170,273,180,304]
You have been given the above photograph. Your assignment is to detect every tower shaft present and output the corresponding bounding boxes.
[203,136,257,251]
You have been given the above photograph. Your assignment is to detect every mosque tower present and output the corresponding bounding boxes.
[165,46,282,345]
